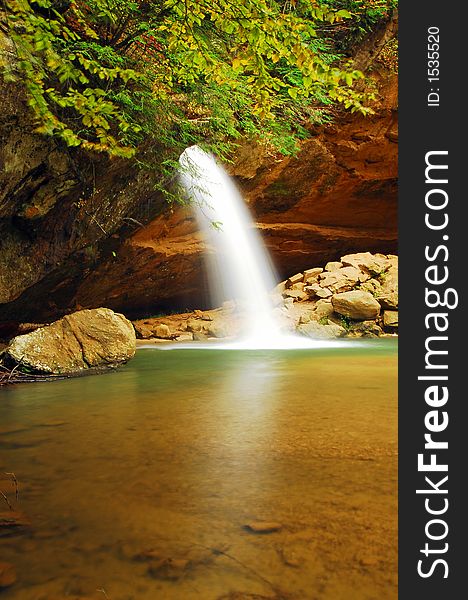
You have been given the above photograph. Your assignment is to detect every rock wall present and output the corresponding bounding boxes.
[0,23,397,324]
[68,70,397,319]
[0,31,167,324]
[238,72,398,275]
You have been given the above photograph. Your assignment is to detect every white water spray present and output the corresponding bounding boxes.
[178,145,344,349]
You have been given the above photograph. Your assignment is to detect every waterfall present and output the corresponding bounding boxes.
[179,145,341,349]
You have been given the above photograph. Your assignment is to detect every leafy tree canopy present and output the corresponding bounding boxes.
[1,0,394,162]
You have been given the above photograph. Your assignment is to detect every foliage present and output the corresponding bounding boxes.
[1,0,381,162]
[318,0,397,53]
[339,314,352,330]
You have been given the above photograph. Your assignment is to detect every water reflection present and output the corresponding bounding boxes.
[0,344,397,599]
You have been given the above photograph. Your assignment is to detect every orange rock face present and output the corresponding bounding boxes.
[240,73,398,274]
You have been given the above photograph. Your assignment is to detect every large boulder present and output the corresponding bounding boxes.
[332,290,381,321]
[4,308,136,374]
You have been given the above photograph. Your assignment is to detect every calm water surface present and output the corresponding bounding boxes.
[0,341,397,600]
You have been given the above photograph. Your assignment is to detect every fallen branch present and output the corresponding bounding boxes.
[191,542,284,597]
[7,358,22,382]
[0,491,13,511]
[2,474,18,503]
[0,364,68,386]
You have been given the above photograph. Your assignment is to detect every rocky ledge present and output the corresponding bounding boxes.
[133,252,398,343]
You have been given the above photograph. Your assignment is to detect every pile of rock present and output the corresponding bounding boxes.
[133,306,241,343]
[280,252,398,339]
[133,252,398,342]
[0,253,397,380]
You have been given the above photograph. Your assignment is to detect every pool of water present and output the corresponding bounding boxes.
[0,340,397,600]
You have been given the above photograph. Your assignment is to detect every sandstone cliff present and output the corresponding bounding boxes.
[0,20,397,325]
[66,69,397,319]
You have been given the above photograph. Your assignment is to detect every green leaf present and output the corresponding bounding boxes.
[2,0,372,162]
[336,10,352,19]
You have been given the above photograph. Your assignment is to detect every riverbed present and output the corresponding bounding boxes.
[0,341,397,599]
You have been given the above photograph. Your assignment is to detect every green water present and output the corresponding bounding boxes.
[0,341,397,600]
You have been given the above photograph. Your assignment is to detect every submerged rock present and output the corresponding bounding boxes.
[0,562,16,589]
[138,544,217,581]
[278,542,305,568]
[148,557,191,580]
[218,595,278,600]
[4,308,135,375]
[244,521,283,533]
[0,511,31,536]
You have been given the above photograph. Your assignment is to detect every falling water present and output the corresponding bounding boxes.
[179,145,344,349]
